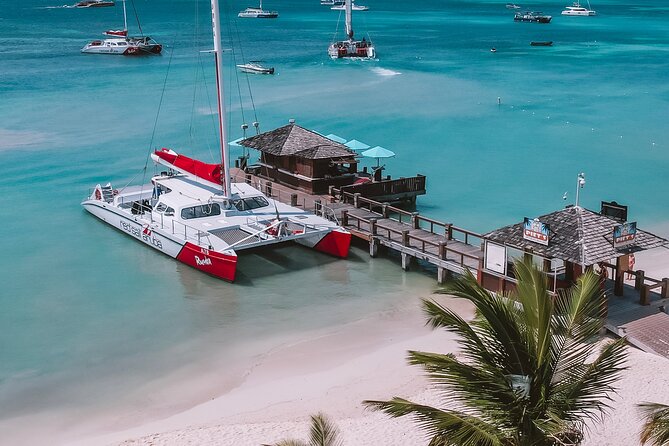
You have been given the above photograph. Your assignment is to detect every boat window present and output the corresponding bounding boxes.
[231,196,269,211]
[180,203,222,220]
[156,203,167,212]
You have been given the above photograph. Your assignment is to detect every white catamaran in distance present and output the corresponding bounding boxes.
[328,0,375,59]
[81,0,161,55]
[238,0,278,18]
[82,0,351,282]
[561,1,596,15]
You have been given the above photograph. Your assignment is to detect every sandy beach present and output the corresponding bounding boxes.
[67,254,669,446]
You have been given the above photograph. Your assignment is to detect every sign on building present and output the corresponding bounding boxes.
[523,217,550,246]
[613,221,637,248]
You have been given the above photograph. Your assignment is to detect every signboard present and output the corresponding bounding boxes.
[485,241,507,275]
[523,217,550,246]
[613,221,637,248]
[601,201,628,222]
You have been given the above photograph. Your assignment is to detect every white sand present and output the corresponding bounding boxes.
[66,284,669,446]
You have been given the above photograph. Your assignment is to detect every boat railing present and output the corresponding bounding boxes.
[152,213,213,247]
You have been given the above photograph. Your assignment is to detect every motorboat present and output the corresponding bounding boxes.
[321,0,344,4]
[82,0,351,282]
[331,4,369,11]
[514,11,552,23]
[81,0,161,55]
[237,61,275,74]
[328,0,376,59]
[238,1,278,18]
[505,3,521,9]
[561,1,596,15]
[530,41,553,46]
[76,0,114,7]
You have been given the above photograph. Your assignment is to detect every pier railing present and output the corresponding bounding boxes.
[332,188,482,248]
[599,261,669,305]
[339,175,426,199]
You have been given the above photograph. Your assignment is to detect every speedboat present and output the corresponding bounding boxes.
[237,61,275,74]
[530,41,553,46]
[322,0,344,4]
[76,0,114,7]
[238,1,278,18]
[514,11,552,23]
[561,2,596,15]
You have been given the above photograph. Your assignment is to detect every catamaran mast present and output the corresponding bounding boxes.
[210,0,232,198]
[345,0,353,39]
[122,0,128,32]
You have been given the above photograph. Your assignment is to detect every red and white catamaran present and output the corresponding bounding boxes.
[82,0,351,282]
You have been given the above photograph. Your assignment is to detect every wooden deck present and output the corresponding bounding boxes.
[231,169,483,282]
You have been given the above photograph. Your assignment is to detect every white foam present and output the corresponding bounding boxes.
[371,67,402,77]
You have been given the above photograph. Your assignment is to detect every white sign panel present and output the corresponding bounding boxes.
[485,241,507,275]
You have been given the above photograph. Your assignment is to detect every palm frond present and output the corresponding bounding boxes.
[272,440,309,446]
[364,397,505,446]
[639,402,669,445]
[309,413,342,446]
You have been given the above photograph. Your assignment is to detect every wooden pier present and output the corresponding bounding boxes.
[232,169,483,283]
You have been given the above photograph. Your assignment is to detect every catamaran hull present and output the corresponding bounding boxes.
[295,228,352,258]
[82,200,238,281]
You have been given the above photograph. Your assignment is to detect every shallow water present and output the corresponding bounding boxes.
[1,0,668,440]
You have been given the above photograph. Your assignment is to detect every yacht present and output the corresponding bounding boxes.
[331,4,369,11]
[238,0,278,18]
[561,2,596,15]
[328,0,376,59]
[514,11,552,23]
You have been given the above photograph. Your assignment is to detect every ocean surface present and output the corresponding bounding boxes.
[1,0,668,442]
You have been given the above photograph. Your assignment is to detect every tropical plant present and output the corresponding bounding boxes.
[266,412,342,446]
[364,259,628,446]
[640,402,669,445]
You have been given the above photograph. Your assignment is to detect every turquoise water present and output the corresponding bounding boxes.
[1,0,668,441]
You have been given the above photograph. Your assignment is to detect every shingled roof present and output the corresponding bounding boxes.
[484,206,668,265]
[239,124,357,160]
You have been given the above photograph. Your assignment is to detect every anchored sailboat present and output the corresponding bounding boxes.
[328,0,375,59]
[81,0,161,55]
[82,0,351,282]
[238,0,278,18]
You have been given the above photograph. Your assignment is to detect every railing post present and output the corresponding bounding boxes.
[245,173,252,185]
[290,193,298,207]
[662,278,669,299]
[265,181,273,197]
[411,212,420,229]
[341,209,348,226]
[314,199,322,217]
[438,240,447,260]
[634,270,645,291]
[640,284,650,306]
[370,217,378,235]
[402,230,410,247]
[446,224,453,240]
[382,203,389,218]
[353,193,361,208]
[328,185,336,197]
[369,236,379,258]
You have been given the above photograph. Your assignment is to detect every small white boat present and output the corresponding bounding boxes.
[237,61,275,74]
[321,0,344,4]
[505,3,521,9]
[331,4,368,11]
[561,1,596,15]
[328,0,376,59]
[238,0,278,18]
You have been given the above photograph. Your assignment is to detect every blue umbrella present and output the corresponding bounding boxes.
[325,133,347,144]
[362,145,396,168]
[345,139,370,152]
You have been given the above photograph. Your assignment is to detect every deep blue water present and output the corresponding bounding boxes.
[1,0,668,441]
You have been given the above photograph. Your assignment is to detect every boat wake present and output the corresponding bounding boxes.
[371,67,401,77]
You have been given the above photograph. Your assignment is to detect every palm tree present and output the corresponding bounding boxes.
[266,412,342,446]
[640,402,669,445]
[364,259,628,446]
